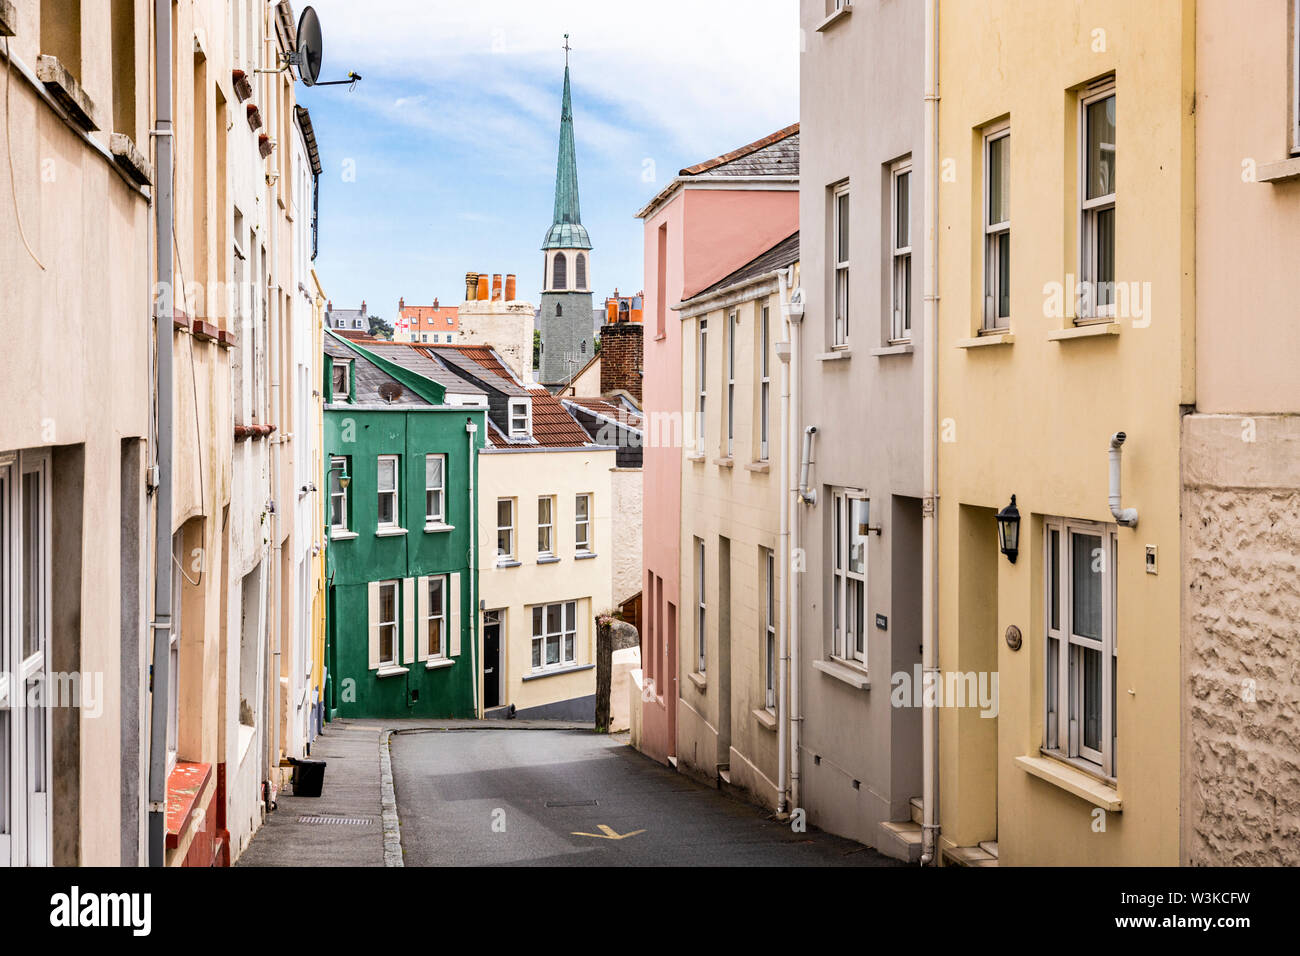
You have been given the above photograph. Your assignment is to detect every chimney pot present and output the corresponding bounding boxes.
[434,297,439,309]
[465,273,479,301]
[492,274,503,301]
[361,300,367,315]
[399,297,405,310]
[477,274,489,301]
[505,274,517,301]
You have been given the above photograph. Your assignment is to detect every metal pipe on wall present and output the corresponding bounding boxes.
[146,0,174,868]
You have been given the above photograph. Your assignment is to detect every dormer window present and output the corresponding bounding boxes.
[509,399,532,438]
[331,360,351,402]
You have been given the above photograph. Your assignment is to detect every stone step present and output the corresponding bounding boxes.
[910,796,923,825]
[879,820,923,864]
[979,840,999,859]
[943,844,999,867]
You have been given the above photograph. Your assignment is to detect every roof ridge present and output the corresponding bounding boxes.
[679,122,800,177]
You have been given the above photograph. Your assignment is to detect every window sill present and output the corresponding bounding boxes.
[957,332,1014,349]
[1257,156,1300,183]
[423,521,454,533]
[871,343,913,357]
[1015,754,1121,811]
[1048,322,1120,342]
[814,4,852,32]
[537,555,561,565]
[375,526,408,538]
[745,461,770,474]
[813,657,870,689]
[425,658,454,671]
[713,456,735,469]
[330,529,358,541]
[752,707,778,732]
[686,453,706,463]
[687,670,707,691]
[522,662,594,682]
[376,665,409,679]
[495,559,521,569]
[816,349,851,362]
[654,332,667,342]
[574,551,597,560]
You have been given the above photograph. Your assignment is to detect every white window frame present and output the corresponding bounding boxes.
[537,495,555,557]
[424,454,445,526]
[1078,82,1116,322]
[531,600,578,671]
[331,359,350,402]
[831,489,869,667]
[983,124,1011,331]
[496,498,515,563]
[759,302,771,460]
[763,547,776,711]
[695,537,706,675]
[1044,517,1118,779]
[726,310,737,457]
[329,455,349,532]
[832,181,850,346]
[508,399,531,439]
[377,580,398,667]
[574,493,591,553]
[376,455,400,530]
[425,575,447,662]
[890,160,912,343]
[697,319,708,455]
[0,449,53,867]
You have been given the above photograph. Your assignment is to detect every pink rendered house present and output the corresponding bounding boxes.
[634,125,800,766]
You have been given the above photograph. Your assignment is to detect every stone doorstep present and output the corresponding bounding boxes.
[35,54,99,132]
[910,795,923,826]
[878,820,923,864]
[944,843,999,867]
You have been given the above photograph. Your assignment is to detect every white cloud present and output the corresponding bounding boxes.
[300,0,798,163]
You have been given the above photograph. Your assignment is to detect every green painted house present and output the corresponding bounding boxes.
[323,331,488,719]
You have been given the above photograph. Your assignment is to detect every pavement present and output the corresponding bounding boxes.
[239,718,899,867]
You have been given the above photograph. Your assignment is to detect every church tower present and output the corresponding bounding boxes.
[538,37,594,387]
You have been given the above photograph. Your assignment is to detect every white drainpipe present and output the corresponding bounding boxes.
[787,272,806,812]
[776,270,792,814]
[920,0,941,866]
[1108,432,1138,527]
[467,418,480,715]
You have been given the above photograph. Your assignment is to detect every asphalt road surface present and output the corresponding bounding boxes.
[390,728,900,866]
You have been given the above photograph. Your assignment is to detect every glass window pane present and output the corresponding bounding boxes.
[378,459,395,491]
[23,470,39,659]
[546,604,561,635]
[497,499,511,527]
[1095,207,1114,302]
[1086,95,1116,199]
[538,497,551,524]
[426,456,442,488]
[1049,529,1060,631]
[997,232,1010,318]
[852,579,865,656]
[547,634,560,665]
[988,135,1009,225]
[532,639,542,669]
[430,578,443,615]
[1047,635,1060,737]
[836,191,849,262]
[575,495,588,520]
[566,601,577,630]
[532,606,543,635]
[834,496,843,571]
[850,499,868,575]
[896,172,910,248]
[1082,645,1102,752]
[1072,533,1103,639]
[564,633,575,663]
[378,493,394,525]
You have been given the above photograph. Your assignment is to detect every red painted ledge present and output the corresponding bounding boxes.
[165,760,212,850]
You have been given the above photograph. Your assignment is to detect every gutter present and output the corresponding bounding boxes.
[635,175,799,221]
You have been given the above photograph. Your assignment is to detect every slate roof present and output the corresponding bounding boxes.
[357,342,486,399]
[562,397,644,432]
[416,344,530,397]
[684,231,800,303]
[324,334,432,407]
[680,123,799,178]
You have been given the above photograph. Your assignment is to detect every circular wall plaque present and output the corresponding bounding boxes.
[1005,625,1023,651]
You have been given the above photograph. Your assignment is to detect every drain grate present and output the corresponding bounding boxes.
[298,815,373,826]
[545,799,599,808]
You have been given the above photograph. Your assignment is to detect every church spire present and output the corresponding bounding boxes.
[543,35,592,251]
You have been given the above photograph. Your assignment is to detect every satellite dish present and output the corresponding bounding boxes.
[295,6,323,87]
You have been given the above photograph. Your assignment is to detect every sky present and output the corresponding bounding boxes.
[296,0,799,317]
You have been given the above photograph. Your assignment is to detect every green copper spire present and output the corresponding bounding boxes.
[542,37,592,251]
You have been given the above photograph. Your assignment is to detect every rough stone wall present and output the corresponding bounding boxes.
[1182,414,1300,865]
[611,467,643,606]
[599,322,643,402]
[458,299,535,383]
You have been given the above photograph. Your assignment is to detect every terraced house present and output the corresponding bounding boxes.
[323,332,485,720]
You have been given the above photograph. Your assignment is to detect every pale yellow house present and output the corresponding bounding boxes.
[936,0,1192,865]
[675,237,797,806]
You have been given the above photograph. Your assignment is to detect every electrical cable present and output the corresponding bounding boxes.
[3,37,46,270]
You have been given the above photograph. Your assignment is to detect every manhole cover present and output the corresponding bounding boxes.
[298,815,373,826]
[545,799,599,808]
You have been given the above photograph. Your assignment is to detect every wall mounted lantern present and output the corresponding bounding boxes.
[326,462,351,489]
[996,494,1020,564]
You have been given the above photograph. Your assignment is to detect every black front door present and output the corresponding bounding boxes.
[483,611,501,709]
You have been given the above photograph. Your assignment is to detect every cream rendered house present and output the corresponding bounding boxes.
[674,235,797,806]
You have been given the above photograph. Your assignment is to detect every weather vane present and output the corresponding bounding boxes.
[563,33,571,65]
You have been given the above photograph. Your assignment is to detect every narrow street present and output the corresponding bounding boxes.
[240,720,899,867]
